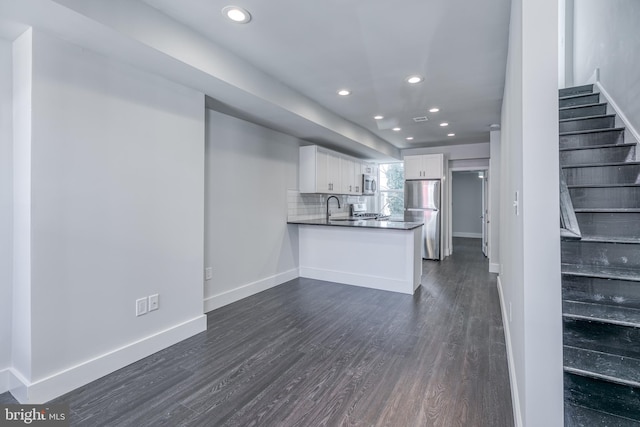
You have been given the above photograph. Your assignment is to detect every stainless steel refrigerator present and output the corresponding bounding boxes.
[404,180,441,260]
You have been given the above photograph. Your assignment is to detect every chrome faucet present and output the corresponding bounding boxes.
[326,196,341,221]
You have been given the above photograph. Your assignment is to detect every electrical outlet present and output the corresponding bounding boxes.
[205,267,212,280]
[136,297,148,317]
[148,294,159,311]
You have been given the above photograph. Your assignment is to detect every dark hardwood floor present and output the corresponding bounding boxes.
[1,237,514,426]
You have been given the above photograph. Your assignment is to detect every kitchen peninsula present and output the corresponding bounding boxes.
[287,218,423,295]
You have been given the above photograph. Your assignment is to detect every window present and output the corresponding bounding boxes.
[378,162,404,220]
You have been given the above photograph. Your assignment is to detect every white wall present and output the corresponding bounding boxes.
[573,0,640,134]
[12,29,33,386]
[499,0,563,425]
[450,158,490,169]
[10,30,206,402]
[403,142,490,160]
[452,172,483,238]
[0,39,13,384]
[204,109,299,312]
[489,130,501,273]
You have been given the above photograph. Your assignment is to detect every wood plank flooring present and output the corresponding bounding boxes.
[1,238,514,426]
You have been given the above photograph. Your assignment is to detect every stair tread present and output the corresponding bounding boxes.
[563,300,640,328]
[575,208,640,213]
[564,346,640,387]
[579,236,640,244]
[562,264,640,282]
[562,160,640,168]
[561,127,626,136]
[565,403,640,426]
[559,102,607,111]
[559,92,597,101]
[560,143,636,152]
[568,183,640,188]
[559,114,616,123]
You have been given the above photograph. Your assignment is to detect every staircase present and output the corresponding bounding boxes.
[560,84,640,425]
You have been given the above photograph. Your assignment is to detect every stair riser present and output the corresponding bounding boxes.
[560,85,595,98]
[564,318,640,359]
[564,164,640,186]
[560,145,635,166]
[570,186,640,209]
[560,104,608,120]
[560,130,625,149]
[560,116,616,133]
[564,373,640,421]
[562,240,640,269]
[563,275,640,309]
[576,212,640,240]
[559,93,600,108]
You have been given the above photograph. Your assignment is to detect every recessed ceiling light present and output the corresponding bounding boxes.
[429,108,440,113]
[406,137,414,141]
[222,6,252,23]
[440,122,449,127]
[337,89,351,96]
[447,133,455,137]
[406,75,424,84]
[392,127,401,132]
[374,115,384,120]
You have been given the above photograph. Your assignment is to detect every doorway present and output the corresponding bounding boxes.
[450,169,489,255]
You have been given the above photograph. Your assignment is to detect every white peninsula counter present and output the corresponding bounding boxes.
[288,218,423,295]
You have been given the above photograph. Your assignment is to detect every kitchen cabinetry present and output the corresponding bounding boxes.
[404,154,443,179]
[317,149,341,193]
[300,145,364,195]
[362,163,378,177]
[341,157,363,194]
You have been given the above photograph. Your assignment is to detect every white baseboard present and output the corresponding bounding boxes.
[299,267,415,295]
[452,232,482,238]
[0,368,9,394]
[497,276,523,427]
[489,262,500,274]
[203,268,298,313]
[8,315,206,404]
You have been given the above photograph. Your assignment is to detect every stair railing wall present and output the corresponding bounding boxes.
[559,166,582,239]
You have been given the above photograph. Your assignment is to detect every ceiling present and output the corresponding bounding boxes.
[0,0,511,159]
[140,0,511,149]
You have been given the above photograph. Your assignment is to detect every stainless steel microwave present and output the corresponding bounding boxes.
[362,174,377,195]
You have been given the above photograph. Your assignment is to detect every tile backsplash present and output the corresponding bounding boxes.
[287,190,369,221]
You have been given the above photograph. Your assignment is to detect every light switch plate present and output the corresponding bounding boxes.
[136,297,148,317]
[148,294,159,311]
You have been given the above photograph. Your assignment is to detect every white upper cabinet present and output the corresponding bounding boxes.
[404,154,444,180]
[340,157,362,195]
[302,146,340,193]
[300,145,365,194]
[362,163,377,176]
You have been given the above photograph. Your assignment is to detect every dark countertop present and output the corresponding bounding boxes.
[287,218,423,231]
